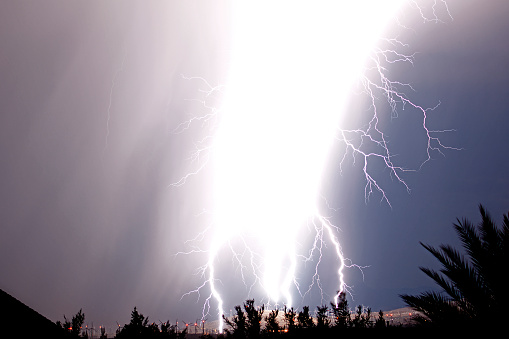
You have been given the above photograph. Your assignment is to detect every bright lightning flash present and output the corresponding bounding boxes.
[176,1,453,332]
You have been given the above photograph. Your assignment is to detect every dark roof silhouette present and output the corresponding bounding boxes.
[0,288,67,338]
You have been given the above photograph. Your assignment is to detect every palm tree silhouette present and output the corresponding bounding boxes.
[400,205,509,328]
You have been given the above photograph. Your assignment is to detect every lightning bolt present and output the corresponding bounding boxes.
[104,54,126,153]
[173,1,455,332]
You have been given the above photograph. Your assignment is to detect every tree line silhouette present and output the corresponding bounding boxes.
[56,205,508,338]
[220,294,386,339]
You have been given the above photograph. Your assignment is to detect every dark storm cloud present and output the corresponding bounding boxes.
[1,0,508,334]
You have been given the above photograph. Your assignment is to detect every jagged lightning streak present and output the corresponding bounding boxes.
[103,54,125,153]
[174,1,454,332]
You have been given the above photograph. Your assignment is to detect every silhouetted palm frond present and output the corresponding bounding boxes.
[401,205,509,328]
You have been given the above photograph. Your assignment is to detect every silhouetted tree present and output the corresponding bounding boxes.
[315,305,330,329]
[99,326,107,339]
[57,309,85,337]
[160,321,176,337]
[296,306,314,329]
[160,322,170,334]
[223,300,263,339]
[330,292,350,328]
[283,306,296,332]
[352,305,371,328]
[115,307,166,339]
[177,327,188,339]
[374,310,386,328]
[400,205,509,328]
[223,305,246,339]
[244,299,264,339]
[263,310,280,334]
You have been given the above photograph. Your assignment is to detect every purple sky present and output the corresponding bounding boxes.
[1,0,509,334]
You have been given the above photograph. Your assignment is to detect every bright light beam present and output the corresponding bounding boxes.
[175,0,454,332]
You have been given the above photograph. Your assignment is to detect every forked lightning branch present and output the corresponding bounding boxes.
[173,1,455,332]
